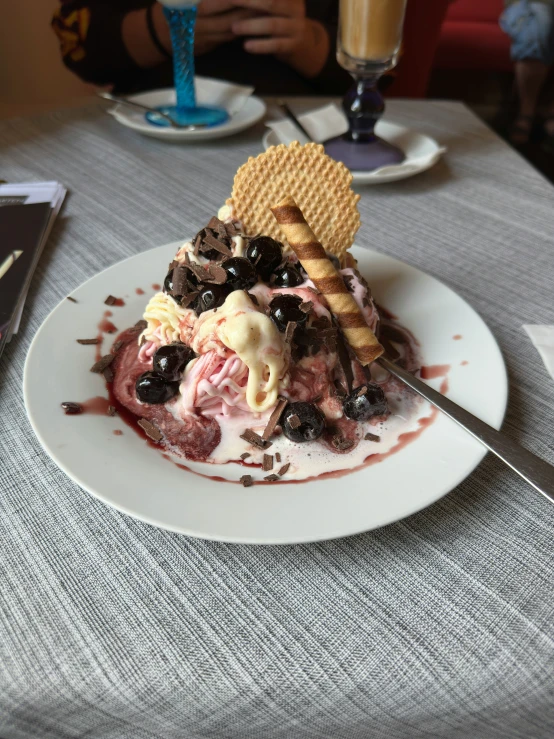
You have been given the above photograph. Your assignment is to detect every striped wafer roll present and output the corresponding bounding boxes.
[271,196,383,365]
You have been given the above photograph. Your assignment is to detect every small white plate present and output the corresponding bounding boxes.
[109,78,266,141]
[24,244,507,545]
[263,122,445,184]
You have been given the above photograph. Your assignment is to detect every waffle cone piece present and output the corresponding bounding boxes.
[271,196,383,366]
[229,142,360,261]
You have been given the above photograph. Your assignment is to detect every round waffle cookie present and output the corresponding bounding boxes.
[228,142,361,261]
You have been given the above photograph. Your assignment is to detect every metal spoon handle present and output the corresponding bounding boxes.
[97,91,178,128]
[378,357,554,504]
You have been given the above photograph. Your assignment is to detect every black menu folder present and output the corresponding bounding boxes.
[0,202,52,359]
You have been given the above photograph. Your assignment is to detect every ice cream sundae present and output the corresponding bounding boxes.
[108,143,425,484]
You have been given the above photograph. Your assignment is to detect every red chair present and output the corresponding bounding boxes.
[434,0,512,71]
[388,0,452,97]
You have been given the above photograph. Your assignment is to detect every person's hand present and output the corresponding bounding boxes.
[230,0,307,56]
[195,0,261,55]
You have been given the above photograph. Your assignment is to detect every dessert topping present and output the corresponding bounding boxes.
[262,454,274,472]
[269,294,308,333]
[281,402,325,443]
[77,338,100,345]
[153,344,195,381]
[222,257,257,291]
[240,428,272,450]
[61,402,83,415]
[240,474,254,487]
[138,418,163,442]
[246,236,283,280]
[343,384,387,421]
[135,371,179,404]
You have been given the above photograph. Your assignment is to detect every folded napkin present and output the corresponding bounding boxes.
[523,325,554,380]
[196,77,254,116]
[266,103,349,145]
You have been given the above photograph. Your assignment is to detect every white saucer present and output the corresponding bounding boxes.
[109,77,266,142]
[24,244,507,545]
[263,122,446,185]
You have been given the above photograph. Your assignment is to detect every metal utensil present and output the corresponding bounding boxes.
[97,91,203,130]
[276,100,313,142]
[378,356,554,504]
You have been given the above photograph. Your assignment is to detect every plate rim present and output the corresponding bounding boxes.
[23,243,508,545]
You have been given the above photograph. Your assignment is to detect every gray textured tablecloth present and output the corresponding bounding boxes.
[1,100,554,739]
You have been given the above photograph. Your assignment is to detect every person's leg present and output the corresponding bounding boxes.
[500,0,550,143]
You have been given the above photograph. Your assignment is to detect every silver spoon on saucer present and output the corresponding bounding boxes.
[97,91,205,130]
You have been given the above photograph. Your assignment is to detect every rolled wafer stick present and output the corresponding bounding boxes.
[270,196,383,365]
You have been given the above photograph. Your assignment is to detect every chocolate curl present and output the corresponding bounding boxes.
[270,195,383,365]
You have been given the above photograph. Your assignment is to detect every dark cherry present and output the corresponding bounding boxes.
[272,264,304,288]
[343,384,388,421]
[153,344,194,381]
[163,268,198,305]
[280,401,325,443]
[246,236,283,281]
[222,257,257,291]
[193,284,228,314]
[135,371,179,404]
[269,294,308,333]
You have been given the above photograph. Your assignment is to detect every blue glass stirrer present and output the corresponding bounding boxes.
[146,1,229,128]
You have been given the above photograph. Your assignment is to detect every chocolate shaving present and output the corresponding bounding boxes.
[103,366,114,383]
[312,395,322,403]
[357,386,368,396]
[90,354,115,374]
[278,463,290,477]
[206,216,221,230]
[306,286,320,295]
[342,274,355,293]
[300,301,313,314]
[225,221,239,236]
[262,454,274,472]
[202,233,232,258]
[332,434,355,451]
[312,317,331,330]
[188,264,212,283]
[138,419,163,443]
[333,379,346,397]
[133,320,147,332]
[66,296,78,303]
[285,321,297,344]
[194,234,202,256]
[264,474,280,482]
[107,406,117,417]
[171,266,188,296]
[240,474,254,487]
[364,432,380,442]
[112,340,123,353]
[240,452,251,460]
[104,295,117,306]
[205,264,227,285]
[288,414,301,430]
[180,291,199,309]
[77,338,99,345]
[335,327,354,392]
[240,428,271,450]
[246,291,259,306]
[61,402,82,415]
[275,452,281,463]
[262,397,287,440]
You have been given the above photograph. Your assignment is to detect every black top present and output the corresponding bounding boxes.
[52,0,351,95]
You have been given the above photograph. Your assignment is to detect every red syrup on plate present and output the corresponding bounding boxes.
[136,288,145,295]
[420,364,450,380]
[98,311,117,335]
[152,283,161,290]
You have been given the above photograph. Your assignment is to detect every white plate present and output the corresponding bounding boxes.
[109,78,266,141]
[263,122,445,184]
[24,244,507,545]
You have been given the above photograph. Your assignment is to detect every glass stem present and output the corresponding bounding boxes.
[343,76,384,143]
[163,6,197,111]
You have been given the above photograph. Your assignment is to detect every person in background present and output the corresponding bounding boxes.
[51,0,351,96]
[500,0,554,145]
